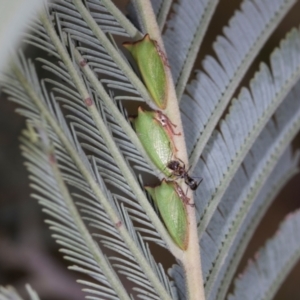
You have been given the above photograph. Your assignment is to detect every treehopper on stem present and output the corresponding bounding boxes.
[123,34,169,109]
[146,180,190,250]
[132,107,180,177]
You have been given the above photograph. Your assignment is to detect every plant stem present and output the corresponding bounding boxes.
[131,1,205,299]
[182,204,205,300]
[131,0,162,43]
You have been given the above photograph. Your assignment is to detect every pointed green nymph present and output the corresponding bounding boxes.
[133,107,179,177]
[123,34,168,109]
[146,180,189,250]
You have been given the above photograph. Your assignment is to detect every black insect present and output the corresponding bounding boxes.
[167,159,203,191]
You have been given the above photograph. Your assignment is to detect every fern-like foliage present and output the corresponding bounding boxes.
[211,147,300,300]
[169,74,300,299]
[190,26,300,238]
[181,0,296,159]
[0,285,39,300]
[205,79,300,299]
[4,51,174,300]
[0,0,300,299]
[163,0,218,96]
[229,207,300,300]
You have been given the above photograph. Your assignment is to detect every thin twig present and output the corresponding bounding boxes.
[130,1,205,300]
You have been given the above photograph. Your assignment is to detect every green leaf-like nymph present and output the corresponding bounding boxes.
[146,180,189,250]
[133,107,178,177]
[123,34,168,109]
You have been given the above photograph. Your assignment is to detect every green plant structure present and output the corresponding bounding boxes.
[133,107,177,177]
[123,34,168,109]
[146,180,189,250]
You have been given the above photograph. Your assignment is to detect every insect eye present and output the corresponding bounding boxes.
[160,117,167,125]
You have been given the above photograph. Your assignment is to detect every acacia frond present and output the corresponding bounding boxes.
[163,0,218,97]
[229,207,300,300]
[204,79,300,298]
[194,28,300,236]
[19,102,131,299]
[0,285,40,300]
[171,63,300,300]
[181,0,296,162]
[1,54,174,299]
[214,152,299,300]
